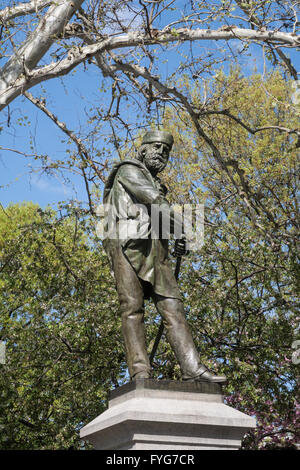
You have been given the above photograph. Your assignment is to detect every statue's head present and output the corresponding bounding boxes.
[137,130,174,175]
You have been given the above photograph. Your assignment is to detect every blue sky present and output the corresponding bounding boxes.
[0,0,298,211]
[1,66,97,208]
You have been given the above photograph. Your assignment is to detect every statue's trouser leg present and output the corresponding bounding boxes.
[152,294,205,379]
[120,291,151,378]
[110,246,151,379]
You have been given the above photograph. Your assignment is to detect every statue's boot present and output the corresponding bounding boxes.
[132,371,150,380]
[153,295,227,385]
[182,366,227,384]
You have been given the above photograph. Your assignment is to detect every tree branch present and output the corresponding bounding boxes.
[0,0,84,108]
[24,90,106,213]
[0,0,52,22]
[1,26,299,110]
[199,110,300,140]
[234,0,298,79]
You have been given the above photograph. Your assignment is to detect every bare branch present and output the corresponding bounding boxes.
[275,47,298,81]
[0,0,52,22]
[24,91,106,206]
[199,110,300,140]
[234,0,298,79]
[1,24,298,110]
[0,0,84,108]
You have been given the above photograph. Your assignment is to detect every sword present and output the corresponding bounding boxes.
[149,254,182,366]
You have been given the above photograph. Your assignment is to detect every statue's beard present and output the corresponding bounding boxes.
[143,151,167,174]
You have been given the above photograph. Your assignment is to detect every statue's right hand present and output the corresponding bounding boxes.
[173,238,189,257]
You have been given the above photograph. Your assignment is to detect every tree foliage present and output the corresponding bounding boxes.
[0,70,298,449]
[0,202,125,449]
[0,0,299,450]
[150,69,299,449]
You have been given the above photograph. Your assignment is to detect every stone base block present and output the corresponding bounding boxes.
[80,379,256,450]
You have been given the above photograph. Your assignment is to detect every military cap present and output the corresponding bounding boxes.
[142,130,174,149]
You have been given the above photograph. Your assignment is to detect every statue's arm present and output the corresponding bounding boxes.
[117,164,162,205]
[118,163,184,237]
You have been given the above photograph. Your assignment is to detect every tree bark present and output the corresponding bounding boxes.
[0,0,84,108]
[0,0,52,22]
[1,18,299,110]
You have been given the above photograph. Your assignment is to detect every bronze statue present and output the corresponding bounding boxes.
[102,130,227,384]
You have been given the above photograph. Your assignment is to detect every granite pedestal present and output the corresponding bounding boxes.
[80,379,256,450]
